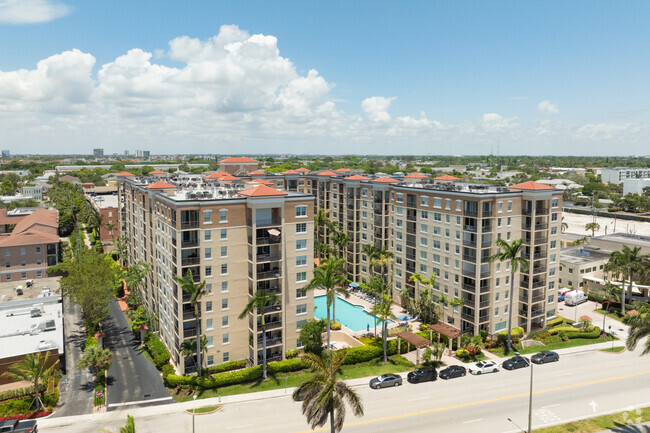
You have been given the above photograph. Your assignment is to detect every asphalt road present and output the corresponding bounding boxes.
[40,345,650,433]
[103,299,172,410]
[51,296,94,418]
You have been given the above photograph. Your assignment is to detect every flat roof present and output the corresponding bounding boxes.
[592,233,650,248]
[560,246,611,265]
[91,194,119,209]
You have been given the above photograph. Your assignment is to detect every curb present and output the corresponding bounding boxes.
[184,405,223,415]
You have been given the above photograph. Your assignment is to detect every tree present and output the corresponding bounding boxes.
[332,231,349,261]
[626,312,650,355]
[238,289,280,379]
[5,352,58,410]
[114,236,130,264]
[488,239,529,352]
[601,281,620,330]
[298,319,326,356]
[180,336,207,370]
[77,345,112,379]
[105,221,116,242]
[369,246,394,286]
[173,269,208,376]
[120,415,136,433]
[125,262,151,299]
[293,350,364,433]
[315,209,335,264]
[304,258,347,347]
[403,273,440,324]
[1,178,15,195]
[605,246,650,314]
[371,289,397,362]
[448,298,465,326]
[585,222,600,236]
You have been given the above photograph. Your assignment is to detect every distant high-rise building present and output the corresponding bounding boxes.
[93,148,104,158]
[1,150,10,158]
[124,150,129,156]
[135,150,150,158]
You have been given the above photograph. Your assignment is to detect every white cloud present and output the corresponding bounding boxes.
[0,0,69,24]
[362,96,396,122]
[538,100,559,115]
[480,113,518,132]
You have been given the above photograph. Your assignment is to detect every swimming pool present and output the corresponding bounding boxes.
[314,295,394,332]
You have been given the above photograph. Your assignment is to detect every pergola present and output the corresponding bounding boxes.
[428,323,462,354]
[396,331,431,365]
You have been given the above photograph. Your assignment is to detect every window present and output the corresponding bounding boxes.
[552,198,559,208]
[296,256,307,266]
[445,199,451,210]
[420,251,427,260]
[37,271,42,277]
[207,355,214,366]
[206,319,213,330]
[204,210,212,223]
[504,305,508,313]
[421,196,428,206]
[433,254,440,263]
[420,237,428,247]
[550,254,556,264]
[421,224,428,233]
[206,301,213,312]
[6,274,10,281]
[20,261,25,267]
[396,219,403,228]
[551,213,558,222]
[497,218,502,228]
[296,304,307,315]
[296,205,307,217]
[221,299,228,310]
[205,266,212,277]
[296,240,307,250]
[396,193,403,203]
[433,226,441,236]
[420,264,427,273]
[223,352,230,362]
[221,281,228,293]
[548,295,554,303]
[206,336,214,347]
[507,201,512,211]
[204,230,212,241]
[36,247,41,253]
[222,316,229,327]
[4,250,9,257]
[296,223,307,234]
[445,228,450,238]
[220,264,228,275]
[550,241,556,249]
[456,200,462,211]
[551,227,557,235]
[222,333,229,345]
[220,246,228,257]
[498,202,503,213]
[20,248,25,256]
[297,272,307,283]
[219,209,228,222]
[496,278,500,287]
[495,292,500,301]
[433,240,441,249]
[396,231,403,240]
[296,289,306,299]
[217,229,226,240]
[434,198,442,208]
[495,307,499,316]
[204,248,212,259]
[396,206,403,216]
[507,217,511,226]
[297,320,307,330]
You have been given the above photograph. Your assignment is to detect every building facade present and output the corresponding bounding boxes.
[93,148,104,158]
[119,174,314,373]
[559,246,610,290]
[602,167,650,185]
[218,157,259,176]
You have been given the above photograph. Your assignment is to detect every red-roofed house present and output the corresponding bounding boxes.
[116,172,135,178]
[295,168,310,173]
[345,174,370,181]
[149,169,167,177]
[219,157,259,175]
[248,178,274,186]
[405,172,429,179]
[0,208,59,282]
[204,171,228,179]
[218,174,242,182]
[333,168,351,173]
[146,181,177,190]
[248,170,267,176]
[282,170,300,175]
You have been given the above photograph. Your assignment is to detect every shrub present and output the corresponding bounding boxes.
[204,359,247,375]
[267,358,306,374]
[144,332,171,370]
[455,349,469,359]
[161,364,175,377]
[389,354,414,367]
[479,330,488,342]
[164,375,194,387]
[386,337,410,356]
[0,387,32,403]
[85,335,98,349]
[548,326,577,336]
[542,335,562,345]
[196,366,264,389]
[546,317,566,328]
[343,345,382,364]
[466,345,482,356]
[330,321,342,331]
[566,326,601,339]
[286,349,299,359]
[558,330,568,341]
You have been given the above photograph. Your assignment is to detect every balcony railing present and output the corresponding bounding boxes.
[181,257,200,266]
[463,240,477,248]
[263,304,282,314]
[180,221,199,229]
[257,270,281,280]
[181,239,199,248]
[479,300,490,309]
[532,266,547,274]
[464,225,477,233]
[461,312,474,321]
[462,283,476,293]
[257,337,283,347]
[463,298,475,308]
[523,223,549,231]
[264,321,283,331]
[254,253,282,262]
[255,236,281,245]
[533,252,547,260]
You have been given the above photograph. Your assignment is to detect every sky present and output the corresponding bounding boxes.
[0,0,649,156]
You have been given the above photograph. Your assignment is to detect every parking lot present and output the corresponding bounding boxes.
[0,276,61,302]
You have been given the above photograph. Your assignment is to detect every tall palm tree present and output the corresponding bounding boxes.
[315,209,335,264]
[304,258,348,346]
[626,312,650,355]
[332,231,349,261]
[173,269,208,376]
[606,246,650,314]
[238,289,280,379]
[585,222,600,236]
[561,216,569,233]
[293,350,364,433]
[369,246,394,286]
[180,336,208,371]
[105,221,116,242]
[5,352,59,410]
[409,273,429,302]
[372,289,397,362]
[600,280,620,330]
[77,345,112,379]
[488,239,529,351]
[449,298,465,326]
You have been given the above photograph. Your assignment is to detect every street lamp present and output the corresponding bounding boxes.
[192,394,197,433]
[507,417,526,433]
[515,352,534,433]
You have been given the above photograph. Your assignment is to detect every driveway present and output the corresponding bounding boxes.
[103,299,173,410]
[557,299,630,341]
[52,296,94,417]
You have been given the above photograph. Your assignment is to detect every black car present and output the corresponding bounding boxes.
[369,373,403,389]
[407,367,437,383]
[502,356,530,370]
[531,351,559,364]
[439,365,466,380]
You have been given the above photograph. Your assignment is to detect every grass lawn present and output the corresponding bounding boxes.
[172,359,414,402]
[594,309,626,323]
[489,336,615,357]
[458,353,488,363]
[190,405,221,414]
[534,405,650,432]
[600,346,625,353]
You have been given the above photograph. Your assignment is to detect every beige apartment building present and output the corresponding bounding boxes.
[118,174,314,374]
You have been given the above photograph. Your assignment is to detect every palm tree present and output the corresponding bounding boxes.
[315,209,335,264]
[173,269,209,376]
[369,246,394,286]
[626,312,650,355]
[5,352,59,410]
[105,221,116,242]
[304,258,348,346]
[372,289,397,362]
[600,280,620,330]
[606,246,650,314]
[180,336,208,371]
[449,298,465,326]
[409,273,429,302]
[238,289,280,379]
[561,216,569,233]
[585,222,600,236]
[77,345,112,379]
[488,239,529,351]
[332,231,349,261]
[293,350,364,433]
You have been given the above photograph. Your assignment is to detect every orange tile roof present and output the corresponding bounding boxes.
[405,172,429,179]
[219,157,259,163]
[204,171,227,179]
[248,170,267,175]
[282,170,300,175]
[218,174,241,181]
[82,182,94,186]
[345,174,370,181]
[372,176,399,183]
[0,209,25,226]
[334,168,351,172]
[295,168,310,172]
[508,181,555,191]
[0,208,59,247]
[149,169,166,175]
[146,181,177,189]
[434,174,461,181]
[116,171,135,177]
[238,185,288,197]
[250,178,274,185]
[317,171,338,176]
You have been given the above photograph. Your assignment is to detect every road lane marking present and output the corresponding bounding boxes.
[108,396,173,407]
[293,369,650,433]
[542,404,561,409]
[462,418,483,424]
[407,396,429,402]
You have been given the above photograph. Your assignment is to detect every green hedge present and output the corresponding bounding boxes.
[165,365,265,389]
[343,345,383,364]
[389,354,414,367]
[267,358,306,374]
[548,326,578,336]
[546,317,567,328]
[203,359,247,375]
[566,326,601,339]
[85,335,97,348]
[144,332,171,370]
[0,387,32,403]
[498,326,524,337]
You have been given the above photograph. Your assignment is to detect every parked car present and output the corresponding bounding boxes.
[0,419,38,433]
[558,292,565,302]
[558,288,572,302]
[469,360,499,375]
[439,365,467,380]
[502,356,530,370]
[531,351,559,364]
[369,373,403,389]
[564,290,588,306]
[407,367,437,383]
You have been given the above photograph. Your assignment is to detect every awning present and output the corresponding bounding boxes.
[267,229,281,236]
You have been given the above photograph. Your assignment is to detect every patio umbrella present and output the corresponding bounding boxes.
[349,282,360,288]
[398,315,410,321]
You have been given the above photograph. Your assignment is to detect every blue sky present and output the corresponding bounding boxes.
[0,0,648,155]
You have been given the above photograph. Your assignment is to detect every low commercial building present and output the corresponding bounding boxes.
[559,246,610,289]
[602,167,650,185]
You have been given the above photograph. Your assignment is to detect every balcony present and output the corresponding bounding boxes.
[181,257,200,266]
[464,225,478,233]
[263,320,283,331]
[257,337,283,347]
[534,237,548,244]
[533,251,547,260]
[523,223,548,231]
[465,209,478,217]
[263,304,282,314]
[183,327,197,338]
[257,269,281,280]
[255,236,281,246]
[519,309,544,318]
[180,220,199,230]
[462,254,477,262]
[478,315,490,323]
[479,300,490,309]
[461,312,474,322]
[462,283,476,293]
[181,239,199,248]
[463,240,477,248]
[463,298,475,308]
[520,295,544,304]
[254,253,282,262]
[532,266,547,275]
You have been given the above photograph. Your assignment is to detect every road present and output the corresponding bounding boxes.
[103,299,173,410]
[40,345,650,433]
[52,296,94,417]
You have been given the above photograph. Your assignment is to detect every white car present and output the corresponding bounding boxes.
[468,360,499,375]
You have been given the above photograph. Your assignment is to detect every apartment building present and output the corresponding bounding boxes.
[601,167,650,185]
[118,174,314,373]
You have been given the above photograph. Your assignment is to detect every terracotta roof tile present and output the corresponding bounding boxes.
[204,171,228,179]
[0,208,59,247]
[295,168,310,172]
[250,178,274,185]
[434,174,461,181]
[238,185,288,197]
[317,171,338,176]
[282,170,300,175]
[146,181,177,189]
[345,174,370,181]
[508,181,555,191]
[149,169,166,175]
[219,157,259,163]
[371,176,399,183]
[218,174,241,181]
[248,170,267,175]
[333,168,351,172]
[405,172,429,179]
[116,172,135,177]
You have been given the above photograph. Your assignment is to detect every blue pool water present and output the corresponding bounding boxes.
[314,295,394,332]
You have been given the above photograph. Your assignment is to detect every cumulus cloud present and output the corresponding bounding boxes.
[538,100,559,115]
[480,113,518,132]
[0,0,69,24]
[362,96,396,122]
